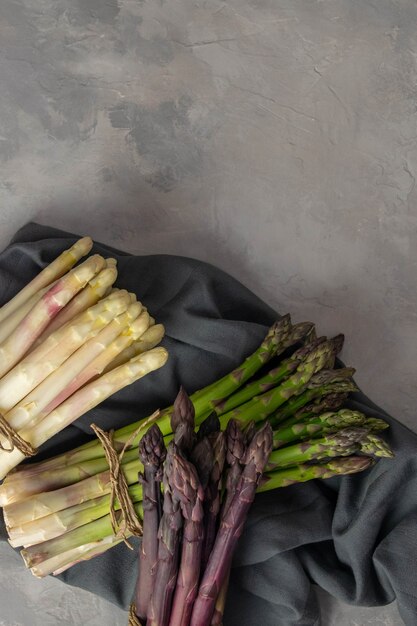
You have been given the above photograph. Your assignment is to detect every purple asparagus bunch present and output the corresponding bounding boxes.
[189,423,273,626]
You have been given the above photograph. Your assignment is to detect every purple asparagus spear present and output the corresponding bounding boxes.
[135,424,166,623]
[147,446,183,626]
[200,432,226,572]
[168,453,205,626]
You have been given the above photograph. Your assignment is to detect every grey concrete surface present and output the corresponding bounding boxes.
[0,0,415,624]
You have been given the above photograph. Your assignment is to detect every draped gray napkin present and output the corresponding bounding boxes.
[0,223,416,626]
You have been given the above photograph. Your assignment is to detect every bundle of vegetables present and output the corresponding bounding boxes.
[0,237,167,479]
[132,390,273,626]
[0,317,393,585]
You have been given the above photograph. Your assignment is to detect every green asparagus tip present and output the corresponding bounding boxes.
[327,455,376,474]
[285,321,315,346]
[308,367,356,389]
[359,433,394,459]
[365,418,390,432]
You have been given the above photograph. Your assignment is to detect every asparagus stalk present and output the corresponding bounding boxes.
[271,369,357,427]
[33,265,118,345]
[201,432,226,572]
[258,455,375,491]
[266,427,370,470]
[135,425,167,624]
[0,237,93,324]
[190,424,273,626]
[36,311,153,416]
[0,291,130,415]
[0,444,139,509]
[169,454,205,626]
[0,254,105,378]
[207,421,246,620]
[283,415,390,446]
[7,482,143,548]
[8,494,116,548]
[364,418,390,431]
[103,324,165,373]
[191,317,295,416]
[0,284,53,344]
[272,409,369,448]
[171,387,196,456]
[218,339,336,430]
[3,303,144,433]
[0,347,168,479]
[358,433,394,458]
[21,503,143,569]
[147,446,183,626]
[32,535,125,578]
[212,336,329,415]
[291,392,349,422]
[210,570,229,626]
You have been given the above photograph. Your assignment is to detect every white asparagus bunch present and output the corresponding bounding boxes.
[0,237,167,479]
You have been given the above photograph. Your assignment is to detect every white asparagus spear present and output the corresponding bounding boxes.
[39,311,152,412]
[0,291,130,413]
[0,254,105,378]
[0,347,168,479]
[0,237,93,324]
[3,304,144,433]
[30,536,123,578]
[0,285,51,344]
[103,324,165,372]
[33,265,117,346]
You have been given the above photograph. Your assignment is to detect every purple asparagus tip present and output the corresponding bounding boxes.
[139,424,166,468]
[243,422,273,474]
[171,386,195,433]
[226,420,246,467]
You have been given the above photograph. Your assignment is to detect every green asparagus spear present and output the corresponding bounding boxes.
[267,427,371,470]
[218,340,337,430]
[291,392,349,422]
[258,456,375,490]
[271,369,357,427]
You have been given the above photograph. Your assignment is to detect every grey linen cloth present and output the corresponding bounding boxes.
[0,223,416,626]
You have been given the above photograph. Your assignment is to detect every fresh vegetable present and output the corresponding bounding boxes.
[0,317,393,593]
[0,238,167,478]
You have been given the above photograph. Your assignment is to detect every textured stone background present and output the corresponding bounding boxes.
[0,0,415,624]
